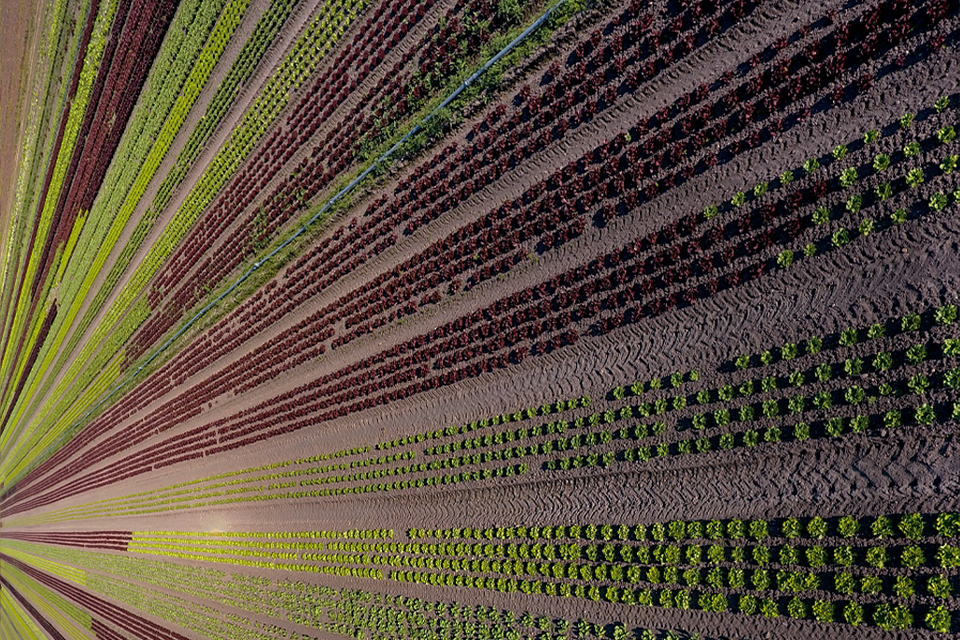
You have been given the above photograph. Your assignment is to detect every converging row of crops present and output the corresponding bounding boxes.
[0,0,957,639]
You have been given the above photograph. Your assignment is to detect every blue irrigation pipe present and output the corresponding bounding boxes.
[24,0,572,474]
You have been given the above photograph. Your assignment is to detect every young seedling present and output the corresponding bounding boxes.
[841,359,862,379]
[928,574,952,598]
[899,513,924,539]
[907,344,927,363]
[850,415,868,432]
[789,393,806,413]
[844,601,864,627]
[813,390,832,409]
[780,170,794,184]
[839,167,858,187]
[930,192,949,211]
[804,243,816,256]
[861,575,883,594]
[839,327,858,345]
[754,181,768,197]
[803,158,820,173]
[936,304,957,325]
[814,363,832,381]
[875,182,893,200]
[947,339,960,356]
[812,205,830,224]
[793,422,809,439]
[812,600,834,623]
[864,129,879,144]
[935,95,951,112]
[942,154,958,174]
[826,416,844,436]
[868,322,885,339]
[902,312,921,331]
[904,140,921,158]
[832,144,848,160]
[731,191,746,207]
[900,112,915,128]
[916,403,935,424]
[777,250,793,268]
[948,367,960,389]
[906,167,925,187]
[873,153,891,171]
[893,576,915,598]
[703,204,719,219]
[761,376,777,392]
[836,515,859,538]
[902,545,925,568]
[883,409,902,428]
[835,572,856,594]
[928,606,952,633]
[891,207,907,224]
[846,195,863,213]
[938,125,956,144]
[831,228,850,247]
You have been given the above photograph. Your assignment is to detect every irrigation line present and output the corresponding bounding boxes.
[17,0,572,480]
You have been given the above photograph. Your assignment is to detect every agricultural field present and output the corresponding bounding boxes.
[0,0,958,638]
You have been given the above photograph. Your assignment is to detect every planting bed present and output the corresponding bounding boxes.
[0,0,958,639]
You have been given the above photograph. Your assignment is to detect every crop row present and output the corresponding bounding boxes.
[0,0,119,448]
[5,541,704,640]
[1,554,190,640]
[0,0,117,410]
[113,0,374,342]
[178,0,952,456]
[0,0,370,488]
[139,0,441,314]
[0,585,47,640]
[380,392,593,451]
[5,0,736,488]
[114,0,944,464]
[23,0,300,448]
[0,0,252,483]
[10,462,530,523]
[29,0,187,306]
[2,560,94,636]
[4,0,954,517]
[6,279,955,522]
[0,571,71,640]
[8,282,955,517]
